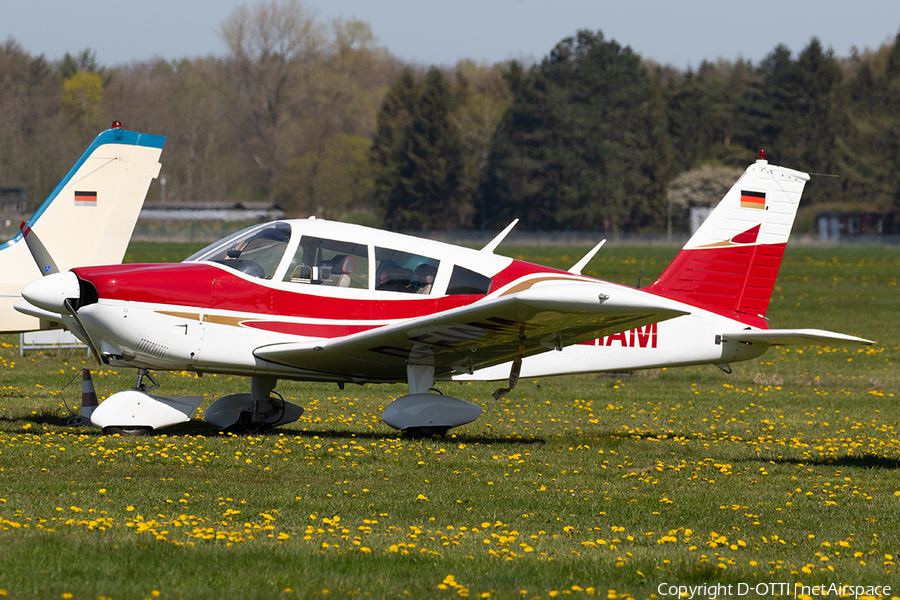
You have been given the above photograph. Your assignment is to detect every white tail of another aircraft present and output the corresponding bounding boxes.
[0,123,164,333]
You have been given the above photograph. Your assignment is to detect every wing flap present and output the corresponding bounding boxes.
[254,281,689,381]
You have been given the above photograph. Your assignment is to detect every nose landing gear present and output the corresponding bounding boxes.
[89,369,204,435]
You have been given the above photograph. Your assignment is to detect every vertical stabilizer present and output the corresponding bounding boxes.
[0,125,165,332]
[646,154,809,328]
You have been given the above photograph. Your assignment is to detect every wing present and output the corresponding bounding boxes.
[254,281,689,382]
[720,328,875,347]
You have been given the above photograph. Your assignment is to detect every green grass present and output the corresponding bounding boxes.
[1,245,898,599]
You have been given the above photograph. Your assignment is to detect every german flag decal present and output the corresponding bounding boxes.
[75,191,97,207]
[740,190,765,210]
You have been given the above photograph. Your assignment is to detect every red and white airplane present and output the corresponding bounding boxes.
[17,152,873,435]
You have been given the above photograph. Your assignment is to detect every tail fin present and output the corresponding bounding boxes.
[645,153,809,328]
[0,124,165,332]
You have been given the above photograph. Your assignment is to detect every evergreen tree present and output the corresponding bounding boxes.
[370,68,419,223]
[839,31,900,215]
[665,65,716,171]
[502,60,528,97]
[57,48,102,80]
[482,30,671,232]
[745,39,842,197]
[779,39,842,181]
[733,44,793,156]
[880,33,900,213]
[664,60,756,170]
[373,68,465,230]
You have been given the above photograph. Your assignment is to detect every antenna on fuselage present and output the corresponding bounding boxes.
[481,219,519,254]
[568,239,606,275]
[636,252,647,288]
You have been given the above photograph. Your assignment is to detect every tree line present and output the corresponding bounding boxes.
[2,0,899,234]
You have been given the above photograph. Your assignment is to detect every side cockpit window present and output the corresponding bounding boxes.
[284,236,369,289]
[185,222,291,279]
[375,247,439,294]
[447,265,492,295]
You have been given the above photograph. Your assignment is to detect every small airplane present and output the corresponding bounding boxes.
[17,151,873,435]
[0,122,164,333]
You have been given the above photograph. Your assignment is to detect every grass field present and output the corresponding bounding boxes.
[1,243,898,599]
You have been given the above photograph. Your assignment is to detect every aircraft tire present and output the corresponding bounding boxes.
[102,425,153,436]
[232,410,273,435]
[403,426,450,438]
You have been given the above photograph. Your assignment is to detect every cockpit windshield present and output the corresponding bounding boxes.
[184,222,291,279]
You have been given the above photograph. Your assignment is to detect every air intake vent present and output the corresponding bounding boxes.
[137,337,169,358]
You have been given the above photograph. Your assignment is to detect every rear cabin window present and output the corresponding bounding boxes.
[284,236,369,289]
[447,265,492,295]
[375,247,439,294]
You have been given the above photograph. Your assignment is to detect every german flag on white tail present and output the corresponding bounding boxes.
[75,191,97,207]
[740,190,765,210]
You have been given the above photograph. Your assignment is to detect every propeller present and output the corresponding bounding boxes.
[20,271,103,366]
[63,298,103,366]
[20,222,59,276]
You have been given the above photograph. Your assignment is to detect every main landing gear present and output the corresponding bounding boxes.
[381,365,483,437]
[204,376,304,434]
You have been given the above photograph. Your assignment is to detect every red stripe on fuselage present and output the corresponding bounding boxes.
[241,321,378,337]
[72,260,573,322]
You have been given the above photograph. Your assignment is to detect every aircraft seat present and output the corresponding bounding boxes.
[414,264,437,294]
[379,264,415,292]
[322,255,354,287]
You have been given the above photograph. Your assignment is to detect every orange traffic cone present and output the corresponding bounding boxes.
[81,369,99,423]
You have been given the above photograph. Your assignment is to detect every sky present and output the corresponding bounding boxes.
[1,1,899,70]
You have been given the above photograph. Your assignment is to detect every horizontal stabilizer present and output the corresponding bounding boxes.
[720,328,875,347]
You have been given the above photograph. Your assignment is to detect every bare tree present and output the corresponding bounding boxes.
[668,165,744,232]
[220,0,324,201]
